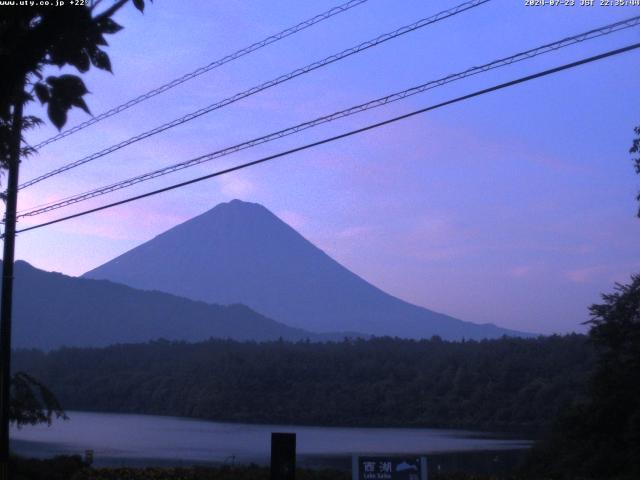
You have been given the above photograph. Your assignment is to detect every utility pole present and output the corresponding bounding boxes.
[0,84,24,480]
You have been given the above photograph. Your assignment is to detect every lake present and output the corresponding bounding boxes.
[11,411,531,473]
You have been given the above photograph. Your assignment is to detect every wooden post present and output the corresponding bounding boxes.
[270,432,296,480]
[0,83,24,480]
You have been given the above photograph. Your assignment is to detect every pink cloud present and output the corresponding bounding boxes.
[566,266,608,284]
[564,264,640,285]
[20,202,186,242]
[277,209,309,231]
[509,266,533,278]
[217,174,256,198]
[335,225,375,239]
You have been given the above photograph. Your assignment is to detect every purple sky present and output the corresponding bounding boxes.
[8,0,640,335]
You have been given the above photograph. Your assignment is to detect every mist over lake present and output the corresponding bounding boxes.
[11,411,530,468]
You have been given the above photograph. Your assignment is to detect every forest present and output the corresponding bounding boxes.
[13,334,593,432]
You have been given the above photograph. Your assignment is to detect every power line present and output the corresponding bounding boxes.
[12,42,640,237]
[31,0,370,150]
[19,0,490,190]
[17,15,640,218]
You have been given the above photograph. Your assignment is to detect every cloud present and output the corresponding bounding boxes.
[277,210,308,231]
[565,265,640,285]
[335,225,375,239]
[217,174,256,198]
[396,213,478,262]
[509,266,533,278]
[20,202,186,242]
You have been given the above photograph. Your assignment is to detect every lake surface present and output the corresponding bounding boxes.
[11,411,531,471]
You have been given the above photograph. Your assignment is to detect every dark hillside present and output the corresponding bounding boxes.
[2,260,335,350]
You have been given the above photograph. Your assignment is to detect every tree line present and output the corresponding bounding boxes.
[13,334,593,432]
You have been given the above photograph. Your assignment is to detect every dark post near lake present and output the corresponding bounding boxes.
[0,79,24,480]
[271,432,296,480]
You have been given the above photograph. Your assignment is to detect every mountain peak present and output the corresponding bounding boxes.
[187,199,281,229]
[155,200,298,252]
[203,198,264,215]
[215,198,264,211]
[84,200,531,340]
[228,198,257,207]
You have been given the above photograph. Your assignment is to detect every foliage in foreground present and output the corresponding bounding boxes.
[71,467,529,480]
[528,275,640,480]
[10,372,66,427]
[9,456,527,480]
[14,334,592,432]
[1,0,150,438]
[10,455,86,480]
[72,465,349,480]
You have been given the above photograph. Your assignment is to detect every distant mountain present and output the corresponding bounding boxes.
[84,200,530,340]
[3,260,342,350]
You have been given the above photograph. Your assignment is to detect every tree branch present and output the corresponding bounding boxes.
[95,0,128,21]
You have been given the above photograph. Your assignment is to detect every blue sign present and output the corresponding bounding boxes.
[353,456,427,480]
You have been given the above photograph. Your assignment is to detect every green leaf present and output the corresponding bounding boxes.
[34,83,50,104]
[89,48,112,72]
[22,116,44,131]
[95,34,109,47]
[132,0,145,12]
[98,18,123,34]
[47,100,67,130]
[10,372,66,427]
[44,75,91,127]
[49,75,89,98]
[71,96,91,115]
[71,49,91,73]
